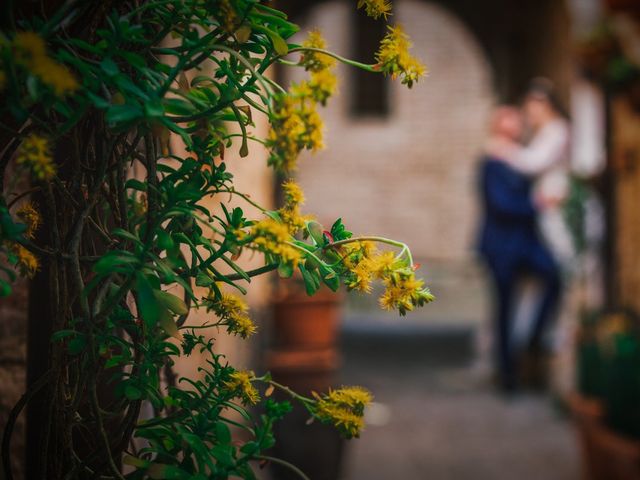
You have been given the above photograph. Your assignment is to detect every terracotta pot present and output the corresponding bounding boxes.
[589,422,640,480]
[267,290,345,479]
[606,0,640,13]
[272,291,342,350]
[567,393,606,480]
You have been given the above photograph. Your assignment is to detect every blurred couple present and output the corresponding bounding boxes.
[478,79,571,393]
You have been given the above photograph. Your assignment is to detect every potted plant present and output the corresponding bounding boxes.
[570,309,640,480]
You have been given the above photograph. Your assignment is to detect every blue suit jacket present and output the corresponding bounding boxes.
[477,156,539,262]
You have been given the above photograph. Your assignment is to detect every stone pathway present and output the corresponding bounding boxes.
[338,355,581,480]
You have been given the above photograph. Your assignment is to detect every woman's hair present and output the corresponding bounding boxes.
[526,77,568,118]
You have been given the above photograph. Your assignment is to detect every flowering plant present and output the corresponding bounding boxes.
[0,0,430,478]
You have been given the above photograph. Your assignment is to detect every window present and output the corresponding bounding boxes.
[351,10,389,117]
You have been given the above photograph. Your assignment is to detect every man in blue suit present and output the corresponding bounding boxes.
[478,107,561,392]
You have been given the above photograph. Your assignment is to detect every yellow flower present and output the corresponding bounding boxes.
[313,386,372,438]
[30,59,78,96]
[342,241,377,267]
[16,134,56,181]
[13,31,47,63]
[267,94,325,172]
[16,202,41,239]
[225,370,260,405]
[325,386,373,412]
[206,292,257,339]
[379,272,435,315]
[251,218,302,266]
[278,180,308,234]
[13,31,78,96]
[227,312,257,338]
[347,258,375,293]
[357,0,392,19]
[308,68,338,106]
[375,24,426,88]
[10,244,39,278]
[210,291,249,315]
[300,30,335,72]
[282,180,305,208]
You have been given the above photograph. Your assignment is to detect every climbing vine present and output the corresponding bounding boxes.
[0,0,431,477]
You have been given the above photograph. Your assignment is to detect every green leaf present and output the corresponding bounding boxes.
[0,281,12,297]
[330,218,352,241]
[147,464,191,480]
[125,179,147,191]
[299,264,320,296]
[51,329,78,342]
[144,98,165,118]
[135,273,160,327]
[112,228,142,245]
[158,311,181,339]
[154,290,188,315]
[106,104,143,125]
[195,271,214,287]
[255,25,288,55]
[100,58,120,77]
[278,261,294,279]
[94,251,140,275]
[124,384,143,400]
[157,230,174,250]
[320,266,340,292]
[307,221,325,246]
[216,422,232,443]
[68,336,86,355]
[123,456,150,468]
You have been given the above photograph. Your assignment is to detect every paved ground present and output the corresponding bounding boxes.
[338,349,581,480]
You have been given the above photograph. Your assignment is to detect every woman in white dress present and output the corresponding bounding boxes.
[512,79,574,265]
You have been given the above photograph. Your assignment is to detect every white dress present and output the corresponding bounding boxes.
[512,118,574,265]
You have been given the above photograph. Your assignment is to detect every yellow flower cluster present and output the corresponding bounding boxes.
[267,30,339,171]
[224,370,260,405]
[12,31,78,96]
[341,242,434,314]
[16,134,56,181]
[10,244,39,278]
[278,180,312,235]
[251,218,302,266]
[267,94,324,172]
[16,202,41,239]
[342,241,384,292]
[379,271,434,315]
[300,30,335,73]
[206,291,257,339]
[357,0,392,19]
[313,386,372,438]
[375,25,426,88]
[307,69,338,106]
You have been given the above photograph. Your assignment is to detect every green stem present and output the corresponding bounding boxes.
[254,455,311,480]
[213,188,268,212]
[282,47,376,72]
[326,236,414,266]
[285,241,327,267]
